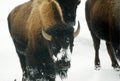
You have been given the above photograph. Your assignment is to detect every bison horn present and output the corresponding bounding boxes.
[74,21,80,38]
[42,28,52,41]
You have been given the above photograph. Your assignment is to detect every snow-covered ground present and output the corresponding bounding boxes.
[0,0,120,81]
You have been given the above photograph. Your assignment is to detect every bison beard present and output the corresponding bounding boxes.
[53,47,71,79]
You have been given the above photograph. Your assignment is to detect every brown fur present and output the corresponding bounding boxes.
[8,0,63,44]
[8,0,75,80]
[30,0,80,26]
[85,0,120,70]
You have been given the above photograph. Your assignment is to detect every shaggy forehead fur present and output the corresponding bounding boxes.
[39,0,64,29]
[27,0,64,29]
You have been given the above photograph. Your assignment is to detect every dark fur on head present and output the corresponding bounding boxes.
[46,23,74,52]
[46,23,74,79]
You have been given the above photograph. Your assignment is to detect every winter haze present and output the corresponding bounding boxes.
[0,0,120,81]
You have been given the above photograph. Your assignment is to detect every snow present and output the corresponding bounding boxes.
[0,0,120,81]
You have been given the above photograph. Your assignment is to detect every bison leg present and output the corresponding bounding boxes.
[23,63,56,81]
[16,52,28,79]
[13,39,27,78]
[24,52,56,81]
[91,32,101,70]
[106,42,120,71]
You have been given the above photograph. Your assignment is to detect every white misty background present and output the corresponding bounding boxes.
[0,0,120,81]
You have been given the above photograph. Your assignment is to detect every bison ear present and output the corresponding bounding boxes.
[42,28,52,41]
[74,21,80,38]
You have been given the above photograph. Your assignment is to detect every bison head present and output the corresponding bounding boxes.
[57,0,81,26]
[42,21,80,78]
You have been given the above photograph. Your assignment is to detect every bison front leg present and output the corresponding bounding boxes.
[23,56,46,81]
[23,51,56,81]
[12,39,27,78]
[106,42,120,71]
[90,32,101,70]
[22,66,49,81]
[23,62,56,81]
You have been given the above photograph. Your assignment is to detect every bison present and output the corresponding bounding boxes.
[8,0,80,81]
[85,0,120,70]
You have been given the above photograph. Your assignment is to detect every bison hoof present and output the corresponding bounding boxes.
[112,63,120,71]
[22,78,49,81]
[94,65,101,71]
[113,66,120,71]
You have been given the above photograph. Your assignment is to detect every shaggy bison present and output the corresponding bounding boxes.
[85,0,120,70]
[8,0,80,81]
